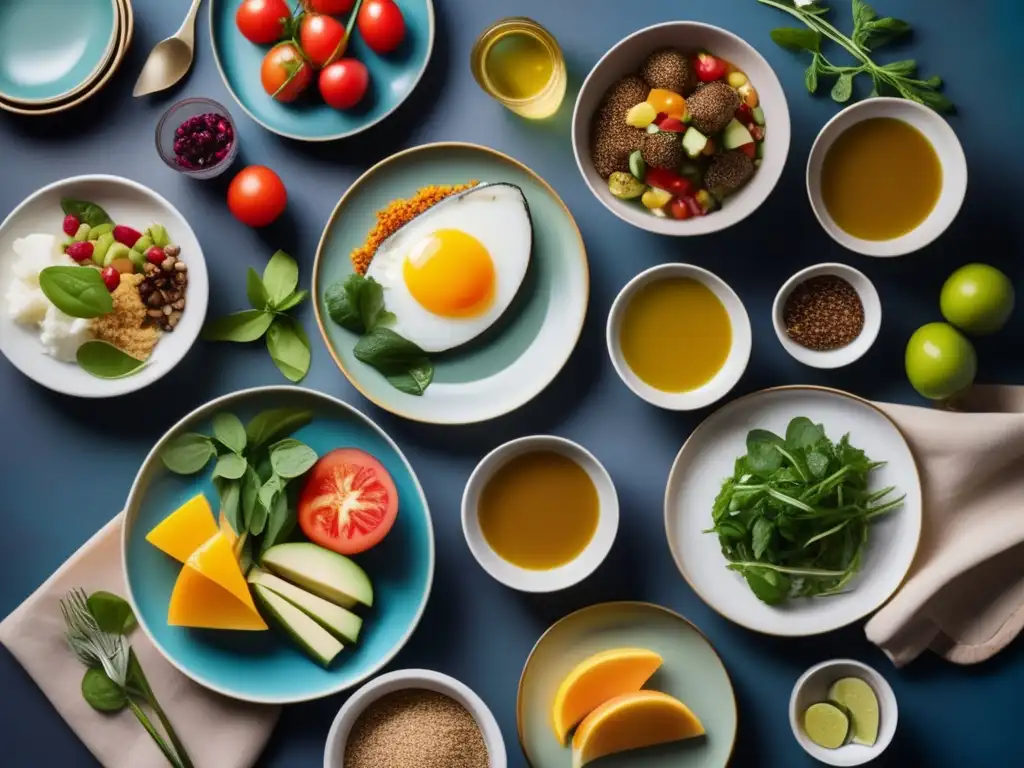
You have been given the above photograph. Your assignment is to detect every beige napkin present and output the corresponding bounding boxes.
[0,514,280,768]
[866,385,1024,666]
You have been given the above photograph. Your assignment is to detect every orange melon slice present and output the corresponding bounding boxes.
[552,648,663,744]
[146,494,218,564]
[571,690,704,768]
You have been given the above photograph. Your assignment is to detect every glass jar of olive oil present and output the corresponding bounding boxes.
[470,17,567,119]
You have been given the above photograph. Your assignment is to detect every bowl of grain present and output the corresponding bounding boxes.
[324,669,507,768]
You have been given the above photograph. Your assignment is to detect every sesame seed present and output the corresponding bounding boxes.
[783,276,865,351]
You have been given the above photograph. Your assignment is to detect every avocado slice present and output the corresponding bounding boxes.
[261,542,373,608]
[722,118,754,151]
[148,224,170,248]
[253,584,344,667]
[248,567,362,644]
[681,127,709,159]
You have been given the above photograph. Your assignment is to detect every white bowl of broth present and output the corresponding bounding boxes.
[807,98,967,257]
[461,436,619,592]
[607,264,751,410]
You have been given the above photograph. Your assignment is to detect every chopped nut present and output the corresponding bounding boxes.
[168,312,181,328]
[147,308,164,319]
[164,244,181,258]
[144,262,158,274]
[174,261,187,272]
[162,305,172,316]
[161,259,174,272]
[174,272,186,284]
[172,299,185,311]
[146,291,163,308]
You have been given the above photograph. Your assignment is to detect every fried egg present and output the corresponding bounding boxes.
[364,182,532,353]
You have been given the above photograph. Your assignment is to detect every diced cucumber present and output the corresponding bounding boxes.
[129,247,146,271]
[681,127,709,159]
[92,233,114,266]
[628,150,646,181]
[756,141,765,160]
[88,223,113,240]
[73,224,91,242]
[148,224,170,248]
[752,106,765,126]
[106,242,131,267]
[645,123,660,135]
[134,235,154,254]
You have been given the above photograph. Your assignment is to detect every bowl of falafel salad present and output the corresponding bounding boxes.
[572,21,790,236]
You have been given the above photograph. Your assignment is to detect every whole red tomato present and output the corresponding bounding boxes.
[319,59,370,109]
[304,0,355,13]
[236,0,292,44]
[299,13,348,68]
[357,0,406,54]
[228,166,288,228]
[261,42,312,102]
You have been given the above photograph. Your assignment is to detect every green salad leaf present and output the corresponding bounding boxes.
[76,341,146,379]
[61,198,113,228]
[39,267,113,318]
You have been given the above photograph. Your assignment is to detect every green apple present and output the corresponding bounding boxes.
[940,263,1015,335]
[905,322,977,400]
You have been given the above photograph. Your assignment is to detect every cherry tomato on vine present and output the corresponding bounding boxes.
[319,59,370,109]
[228,166,288,228]
[299,13,348,69]
[235,0,292,44]
[261,42,312,102]
[357,0,406,54]
[304,0,355,13]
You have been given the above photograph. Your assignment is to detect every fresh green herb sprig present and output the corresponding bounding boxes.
[62,589,193,768]
[325,273,434,396]
[202,250,311,382]
[161,407,315,556]
[706,417,904,605]
[759,0,952,112]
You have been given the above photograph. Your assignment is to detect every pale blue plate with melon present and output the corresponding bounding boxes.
[209,0,434,141]
[122,386,434,704]
[312,142,590,424]
[0,0,118,104]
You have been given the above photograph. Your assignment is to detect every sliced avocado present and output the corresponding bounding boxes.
[262,542,373,608]
[752,105,766,126]
[73,223,91,242]
[92,233,115,265]
[88,223,114,240]
[722,118,754,151]
[148,224,170,248]
[105,241,131,267]
[249,567,362,644]
[681,127,709,159]
[134,235,154,254]
[253,584,344,667]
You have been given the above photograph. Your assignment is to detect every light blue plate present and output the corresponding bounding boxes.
[0,0,117,104]
[209,0,434,141]
[122,386,435,704]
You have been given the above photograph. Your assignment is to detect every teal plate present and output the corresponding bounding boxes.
[518,602,737,767]
[313,142,589,424]
[209,0,434,141]
[122,386,434,704]
[0,0,117,104]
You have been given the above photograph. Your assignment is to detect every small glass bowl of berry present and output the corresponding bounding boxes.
[156,97,238,179]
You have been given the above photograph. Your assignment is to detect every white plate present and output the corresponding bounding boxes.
[664,387,922,636]
[0,175,208,397]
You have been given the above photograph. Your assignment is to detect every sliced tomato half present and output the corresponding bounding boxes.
[297,448,399,555]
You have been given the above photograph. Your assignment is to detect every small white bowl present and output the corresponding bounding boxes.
[324,669,507,768]
[790,659,897,766]
[462,436,619,592]
[807,98,967,257]
[772,263,881,369]
[607,263,751,409]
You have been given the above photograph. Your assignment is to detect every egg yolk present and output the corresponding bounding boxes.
[647,88,686,119]
[402,229,495,317]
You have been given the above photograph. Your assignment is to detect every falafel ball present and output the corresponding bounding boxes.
[589,75,651,177]
[640,49,697,95]
[641,131,684,170]
[704,151,755,199]
[686,81,741,135]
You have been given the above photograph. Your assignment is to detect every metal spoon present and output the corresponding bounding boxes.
[133,0,204,97]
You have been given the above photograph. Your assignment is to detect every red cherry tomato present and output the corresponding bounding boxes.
[695,52,728,82]
[299,13,348,68]
[100,266,120,292]
[319,59,370,109]
[738,143,757,159]
[669,198,692,220]
[646,167,695,198]
[656,116,687,133]
[261,42,313,102]
[298,448,399,555]
[227,166,288,227]
[357,0,406,54]
[236,0,292,44]
[304,0,354,13]
[684,195,705,217]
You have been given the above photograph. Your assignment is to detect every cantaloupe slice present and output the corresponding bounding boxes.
[146,494,218,564]
[571,690,704,768]
[552,648,663,744]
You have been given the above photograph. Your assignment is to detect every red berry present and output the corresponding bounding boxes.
[146,246,167,264]
[113,225,143,248]
[101,266,120,292]
[63,215,80,236]
[65,241,94,263]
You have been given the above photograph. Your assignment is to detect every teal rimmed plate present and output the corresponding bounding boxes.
[122,386,434,704]
[209,0,434,141]
[312,142,589,424]
[0,0,118,104]
[518,602,737,767]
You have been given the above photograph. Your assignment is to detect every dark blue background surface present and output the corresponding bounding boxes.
[1,1,1022,766]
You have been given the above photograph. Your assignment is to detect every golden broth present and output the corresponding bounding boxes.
[821,117,942,241]
[478,451,598,570]
[620,278,732,392]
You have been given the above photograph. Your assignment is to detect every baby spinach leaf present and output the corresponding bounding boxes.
[266,316,311,383]
[385,358,434,396]
[262,492,294,553]
[246,267,269,310]
[81,668,127,713]
[729,564,791,605]
[87,591,136,635]
[269,439,318,479]
[325,274,393,333]
[746,429,785,476]
[201,309,274,342]
[161,433,216,474]
[262,250,299,308]
[76,341,146,379]
[354,326,425,368]
[274,289,308,313]
[785,417,824,451]
[806,450,830,478]
[212,412,247,454]
[213,452,247,480]
[752,518,775,561]
[240,466,261,532]
[62,198,113,228]
[215,477,242,534]
[39,266,113,318]
[770,27,820,52]
[245,408,312,449]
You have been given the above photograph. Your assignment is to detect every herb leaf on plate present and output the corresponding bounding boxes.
[161,433,216,474]
[82,667,128,712]
[262,250,299,308]
[86,591,137,635]
[266,315,311,382]
[245,408,312,448]
[39,266,113,318]
[269,438,318,478]
[212,412,247,454]
[201,309,275,342]
[76,341,146,379]
[61,198,113,228]
[325,273,394,333]
[246,267,269,310]
[212,452,247,480]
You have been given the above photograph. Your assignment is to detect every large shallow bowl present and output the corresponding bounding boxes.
[122,386,435,704]
[572,22,790,236]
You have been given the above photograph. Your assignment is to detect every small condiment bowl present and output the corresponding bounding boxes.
[607,263,751,409]
[461,435,619,592]
[807,98,967,257]
[324,668,507,768]
[155,97,238,180]
[790,659,897,766]
[773,262,881,369]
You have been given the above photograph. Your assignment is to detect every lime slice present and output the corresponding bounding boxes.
[803,702,849,749]
[828,677,879,746]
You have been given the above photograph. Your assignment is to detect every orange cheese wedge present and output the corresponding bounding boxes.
[146,494,218,564]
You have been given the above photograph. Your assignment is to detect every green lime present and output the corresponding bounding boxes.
[608,171,645,200]
[803,702,849,749]
[828,677,879,746]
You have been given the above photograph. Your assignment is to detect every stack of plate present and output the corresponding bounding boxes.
[0,0,134,116]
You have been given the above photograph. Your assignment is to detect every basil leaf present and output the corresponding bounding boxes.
[354,326,426,367]
[269,438,318,479]
[215,477,242,534]
[212,412,247,454]
[258,474,285,511]
[246,408,313,449]
[266,316,311,383]
[325,276,364,332]
[830,72,854,103]
[161,433,216,474]
[274,289,308,312]
[262,492,294,553]
[62,198,113,228]
[81,668,127,712]
[76,341,146,379]
[916,89,953,113]
[262,250,299,308]
[357,277,393,331]
[805,62,819,93]
[785,417,824,451]
[38,266,113,318]
[241,465,261,531]
[202,309,274,342]
[384,357,434,396]
[246,267,269,310]
[86,591,136,635]
[213,452,247,480]
[249,495,269,536]
[752,518,774,561]
[770,27,820,52]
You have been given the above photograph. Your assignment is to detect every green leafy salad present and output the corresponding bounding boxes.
[706,417,904,605]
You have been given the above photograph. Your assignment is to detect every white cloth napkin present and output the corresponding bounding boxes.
[0,514,280,768]
[867,386,1024,666]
